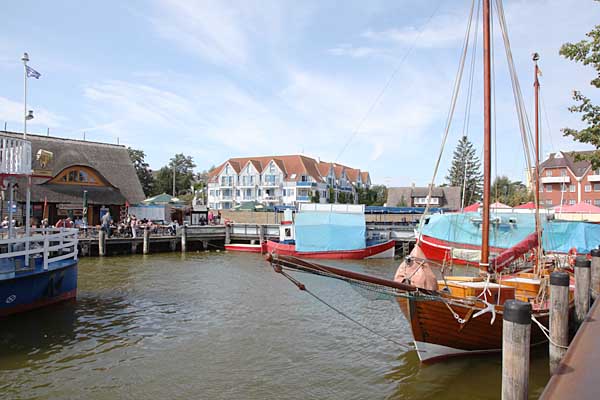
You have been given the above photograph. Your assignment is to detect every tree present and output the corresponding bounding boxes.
[328,188,335,204]
[311,190,320,203]
[397,195,408,207]
[560,15,600,167]
[153,153,197,196]
[127,147,154,197]
[446,136,483,205]
[492,176,533,207]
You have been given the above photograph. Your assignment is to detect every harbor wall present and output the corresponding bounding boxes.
[219,210,419,224]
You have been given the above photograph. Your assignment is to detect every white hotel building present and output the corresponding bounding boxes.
[207,155,371,209]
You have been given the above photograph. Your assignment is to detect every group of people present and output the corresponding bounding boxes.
[206,210,222,225]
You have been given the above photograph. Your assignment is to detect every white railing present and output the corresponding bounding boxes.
[0,228,78,272]
[0,136,32,175]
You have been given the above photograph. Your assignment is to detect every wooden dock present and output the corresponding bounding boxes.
[77,222,416,257]
[540,299,600,399]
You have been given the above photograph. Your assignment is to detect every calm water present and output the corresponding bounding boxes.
[0,252,550,399]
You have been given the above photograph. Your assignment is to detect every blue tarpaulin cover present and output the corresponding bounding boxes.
[421,212,600,254]
[295,211,366,252]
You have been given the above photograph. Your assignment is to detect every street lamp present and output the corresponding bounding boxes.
[26,110,34,121]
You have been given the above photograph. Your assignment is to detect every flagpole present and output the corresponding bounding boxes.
[22,52,29,139]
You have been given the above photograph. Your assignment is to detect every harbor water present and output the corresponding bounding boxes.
[1,252,551,399]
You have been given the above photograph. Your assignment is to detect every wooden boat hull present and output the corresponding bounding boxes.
[265,239,395,260]
[397,295,553,362]
[224,243,266,253]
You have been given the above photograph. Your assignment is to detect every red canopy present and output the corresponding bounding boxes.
[490,201,510,209]
[515,201,536,209]
[463,202,480,212]
[555,202,600,214]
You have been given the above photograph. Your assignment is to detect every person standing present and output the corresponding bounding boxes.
[101,211,112,237]
[131,216,137,238]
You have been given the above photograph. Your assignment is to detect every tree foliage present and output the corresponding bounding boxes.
[492,176,533,207]
[127,147,154,197]
[153,153,197,196]
[357,185,387,206]
[560,16,600,167]
[446,136,483,204]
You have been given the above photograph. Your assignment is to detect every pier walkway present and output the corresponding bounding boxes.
[77,222,416,256]
[540,299,600,399]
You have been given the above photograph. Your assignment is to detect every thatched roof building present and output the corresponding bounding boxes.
[1,130,144,224]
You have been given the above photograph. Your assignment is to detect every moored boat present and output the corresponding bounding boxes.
[225,242,266,253]
[0,134,79,317]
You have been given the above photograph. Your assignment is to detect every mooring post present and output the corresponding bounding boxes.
[143,226,150,254]
[98,229,106,256]
[225,224,231,245]
[131,240,138,254]
[181,225,187,253]
[502,299,531,400]
[549,271,569,375]
[259,224,265,244]
[575,256,591,325]
[590,248,600,302]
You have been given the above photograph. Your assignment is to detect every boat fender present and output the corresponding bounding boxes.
[568,247,578,266]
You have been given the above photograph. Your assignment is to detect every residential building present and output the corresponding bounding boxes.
[1,130,145,225]
[386,185,461,209]
[207,155,370,209]
[535,150,600,207]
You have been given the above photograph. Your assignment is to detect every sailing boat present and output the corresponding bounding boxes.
[268,0,575,363]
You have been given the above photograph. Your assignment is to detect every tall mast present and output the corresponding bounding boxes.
[533,53,541,262]
[480,0,492,270]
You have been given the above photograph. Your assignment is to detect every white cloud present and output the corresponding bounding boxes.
[328,44,386,59]
[0,96,65,128]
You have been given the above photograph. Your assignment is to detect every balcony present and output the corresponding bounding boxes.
[297,195,311,202]
[588,175,600,182]
[263,196,282,202]
[541,176,570,184]
[0,136,32,175]
[296,181,315,187]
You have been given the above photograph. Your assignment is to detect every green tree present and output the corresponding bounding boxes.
[311,190,320,203]
[560,14,600,166]
[492,176,533,207]
[153,153,197,196]
[328,188,335,204]
[127,147,154,197]
[446,135,483,204]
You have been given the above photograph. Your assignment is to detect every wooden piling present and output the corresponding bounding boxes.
[131,241,138,254]
[549,271,570,375]
[98,230,106,256]
[259,224,264,244]
[575,256,591,325]
[225,224,231,245]
[181,225,187,253]
[502,299,531,400]
[143,227,150,254]
[591,248,600,301]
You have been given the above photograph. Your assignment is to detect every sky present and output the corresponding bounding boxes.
[1,0,599,186]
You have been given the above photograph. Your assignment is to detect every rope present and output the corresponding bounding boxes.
[531,314,569,349]
[333,0,444,163]
[304,288,411,349]
[417,0,477,240]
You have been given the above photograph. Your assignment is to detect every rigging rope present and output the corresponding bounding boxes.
[333,0,444,163]
[417,0,477,241]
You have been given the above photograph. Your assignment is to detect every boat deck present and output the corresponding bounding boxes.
[540,299,600,399]
[0,257,77,281]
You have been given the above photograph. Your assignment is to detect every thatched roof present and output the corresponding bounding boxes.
[1,131,145,204]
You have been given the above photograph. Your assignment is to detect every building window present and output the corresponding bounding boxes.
[569,199,576,205]
[570,184,576,193]
[594,184,600,192]
[561,185,567,192]
[560,169,567,177]
[546,170,552,177]
[586,199,593,204]
[545,185,552,192]
[51,166,102,186]
[585,184,592,192]
[545,199,553,206]
[595,199,600,206]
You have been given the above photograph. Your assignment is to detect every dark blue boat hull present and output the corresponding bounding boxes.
[0,259,78,317]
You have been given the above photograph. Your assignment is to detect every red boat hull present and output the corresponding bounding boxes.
[265,240,395,259]
[418,234,508,265]
[225,243,266,253]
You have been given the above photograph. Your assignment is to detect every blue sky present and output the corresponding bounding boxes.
[1,0,599,186]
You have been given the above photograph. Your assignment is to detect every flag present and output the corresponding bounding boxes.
[25,65,41,79]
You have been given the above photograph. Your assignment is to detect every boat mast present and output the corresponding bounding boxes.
[480,0,492,271]
[533,53,541,271]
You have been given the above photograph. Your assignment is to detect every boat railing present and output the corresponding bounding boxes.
[0,228,78,272]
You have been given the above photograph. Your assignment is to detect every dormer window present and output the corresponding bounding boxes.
[546,170,552,177]
[50,166,103,186]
